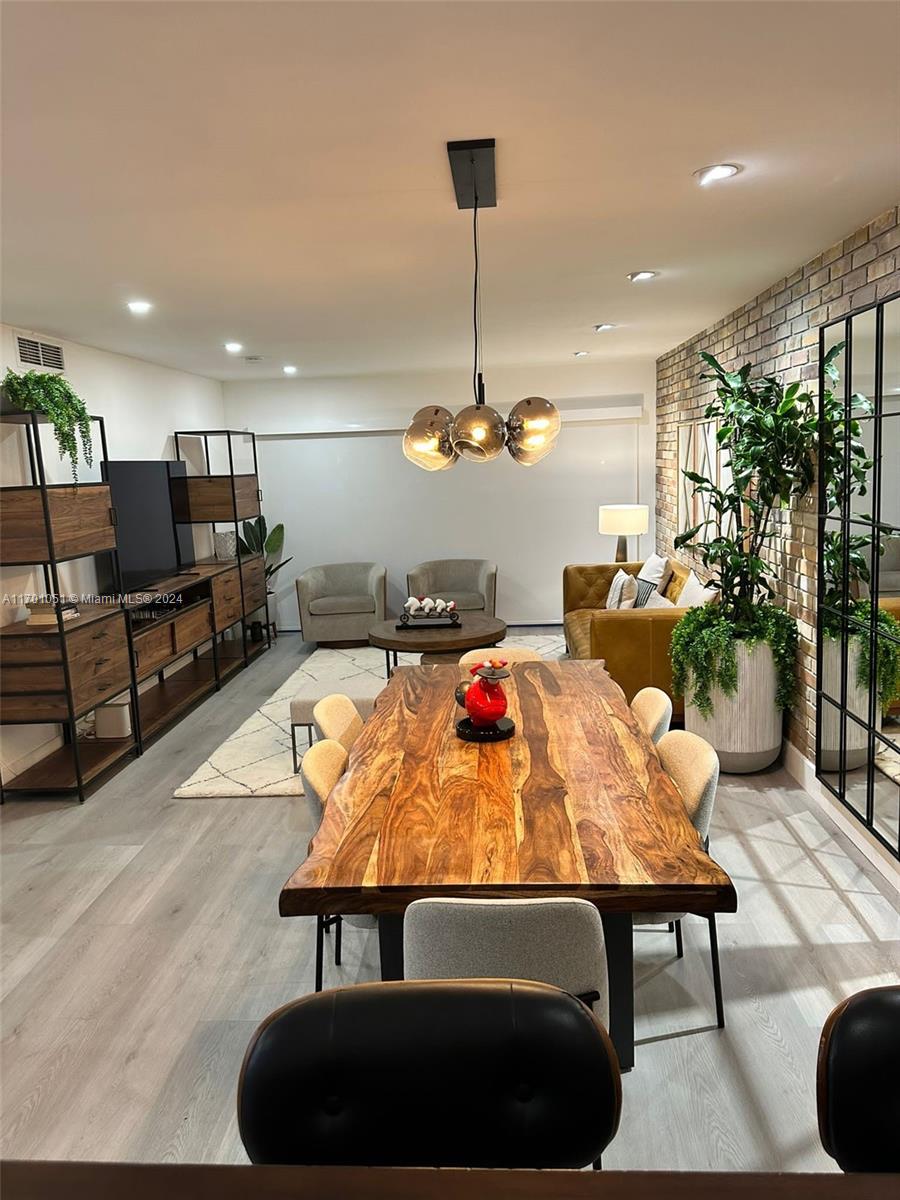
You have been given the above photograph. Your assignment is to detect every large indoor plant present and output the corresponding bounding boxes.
[1,368,93,482]
[671,350,823,771]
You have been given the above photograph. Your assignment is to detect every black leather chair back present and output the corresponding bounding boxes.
[817,984,900,1172]
[238,978,621,1168]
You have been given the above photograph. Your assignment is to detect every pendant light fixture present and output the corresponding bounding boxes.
[402,139,560,471]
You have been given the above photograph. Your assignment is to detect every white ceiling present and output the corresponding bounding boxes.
[2,0,899,382]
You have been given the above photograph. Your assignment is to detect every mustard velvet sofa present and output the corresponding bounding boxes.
[562,559,691,715]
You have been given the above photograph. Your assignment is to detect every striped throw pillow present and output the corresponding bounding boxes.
[634,578,658,608]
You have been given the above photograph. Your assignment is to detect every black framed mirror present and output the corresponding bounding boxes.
[816,290,900,858]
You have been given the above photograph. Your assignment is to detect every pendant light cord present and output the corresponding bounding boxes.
[471,154,485,406]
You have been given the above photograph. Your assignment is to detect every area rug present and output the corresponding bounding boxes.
[173,634,567,798]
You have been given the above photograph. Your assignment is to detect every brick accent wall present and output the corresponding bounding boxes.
[656,206,900,759]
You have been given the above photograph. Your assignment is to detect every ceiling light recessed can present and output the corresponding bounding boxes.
[283,365,297,375]
[627,271,657,283]
[694,163,741,187]
[127,299,152,315]
[224,342,243,353]
[593,323,617,332]
[574,350,590,357]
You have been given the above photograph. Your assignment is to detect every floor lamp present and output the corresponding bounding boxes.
[598,503,649,563]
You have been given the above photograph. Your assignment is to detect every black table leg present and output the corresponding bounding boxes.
[384,650,392,679]
[601,913,634,1071]
[378,913,404,980]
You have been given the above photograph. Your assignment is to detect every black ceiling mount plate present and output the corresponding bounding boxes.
[447,138,496,209]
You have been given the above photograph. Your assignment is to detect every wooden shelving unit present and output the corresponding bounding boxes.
[0,417,270,803]
[0,411,141,803]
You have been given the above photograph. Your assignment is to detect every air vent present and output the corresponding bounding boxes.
[15,332,65,373]
[243,355,263,363]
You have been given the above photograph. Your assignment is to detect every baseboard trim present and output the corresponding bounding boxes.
[782,740,900,890]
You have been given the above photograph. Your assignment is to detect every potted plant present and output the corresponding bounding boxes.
[671,351,825,771]
[238,515,293,641]
[2,368,93,482]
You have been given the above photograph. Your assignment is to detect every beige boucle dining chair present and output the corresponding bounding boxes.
[630,687,673,744]
[633,729,725,1027]
[312,694,365,753]
[299,738,374,991]
[458,646,543,665]
[403,897,609,1028]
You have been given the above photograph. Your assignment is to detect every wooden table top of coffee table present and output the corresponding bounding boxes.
[368,613,507,654]
[280,660,736,917]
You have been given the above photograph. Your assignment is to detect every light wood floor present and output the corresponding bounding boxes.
[1,635,898,1170]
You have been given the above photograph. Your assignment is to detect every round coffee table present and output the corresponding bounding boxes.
[369,614,508,679]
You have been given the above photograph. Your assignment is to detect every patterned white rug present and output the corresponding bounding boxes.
[174,634,567,798]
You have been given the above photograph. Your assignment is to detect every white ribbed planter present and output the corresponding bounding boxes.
[819,636,881,772]
[685,640,783,773]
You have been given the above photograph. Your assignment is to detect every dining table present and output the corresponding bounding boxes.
[280,659,737,1070]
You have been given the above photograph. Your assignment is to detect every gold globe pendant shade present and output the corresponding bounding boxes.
[402,406,458,471]
[507,436,555,466]
[450,403,507,462]
[507,396,561,445]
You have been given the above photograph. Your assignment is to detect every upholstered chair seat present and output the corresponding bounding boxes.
[458,646,543,665]
[407,559,497,616]
[633,729,726,1027]
[296,562,386,645]
[631,687,673,744]
[299,738,375,990]
[403,896,609,1028]
[312,694,365,752]
[238,979,622,1169]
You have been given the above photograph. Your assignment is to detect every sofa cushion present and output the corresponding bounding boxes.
[663,561,691,604]
[440,591,485,611]
[637,553,673,593]
[309,594,376,616]
[564,609,596,659]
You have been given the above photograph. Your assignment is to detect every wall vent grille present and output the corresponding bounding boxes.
[15,333,66,372]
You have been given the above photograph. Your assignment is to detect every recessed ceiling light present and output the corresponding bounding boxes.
[283,365,297,375]
[574,350,590,358]
[127,299,152,315]
[224,342,243,354]
[593,323,617,333]
[627,271,657,283]
[693,163,741,187]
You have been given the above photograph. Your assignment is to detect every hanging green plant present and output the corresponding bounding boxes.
[2,369,93,482]
[821,600,900,715]
[671,602,798,719]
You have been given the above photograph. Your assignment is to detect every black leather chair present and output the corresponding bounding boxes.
[238,978,621,1168]
[817,984,900,1172]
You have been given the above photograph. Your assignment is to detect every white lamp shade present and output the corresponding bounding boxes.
[598,503,649,536]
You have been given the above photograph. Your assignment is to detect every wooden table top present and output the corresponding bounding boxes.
[280,661,736,917]
[368,613,507,653]
[3,1162,893,1200]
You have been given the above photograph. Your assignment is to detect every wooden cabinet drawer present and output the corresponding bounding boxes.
[0,634,62,665]
[67,613,127,662]
[212,569,242,630]
[132,621,175,679]
[70,644,131,714]
[0,484,117,564]
[240,558,266,614]
[1,663,66,693]
[173,603,212,653]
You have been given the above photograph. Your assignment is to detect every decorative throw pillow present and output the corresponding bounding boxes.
[642,589,675,609]
[605,569,630,610]
[619,574,638,609]
[633,578,659,608]
[678,569,718,608]
[637,553,673,593]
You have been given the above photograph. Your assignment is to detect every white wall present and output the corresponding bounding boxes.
[223,359,656,627]
[0,324,224,780]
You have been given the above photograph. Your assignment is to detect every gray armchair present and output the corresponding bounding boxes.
[295,562,386,646]
[406,559,497,615]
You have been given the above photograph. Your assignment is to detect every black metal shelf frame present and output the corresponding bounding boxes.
[173,428,271,663]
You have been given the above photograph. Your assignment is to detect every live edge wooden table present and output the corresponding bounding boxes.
[280,660,737,1070]
[368,613,507,679]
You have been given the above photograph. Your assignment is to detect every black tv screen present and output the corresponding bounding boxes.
[102,460,195,590]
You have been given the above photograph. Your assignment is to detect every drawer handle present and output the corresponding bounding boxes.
[95,656,111,667]
[92,630,106,641]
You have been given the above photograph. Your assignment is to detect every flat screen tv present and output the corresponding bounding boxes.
[101,460,195,590]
